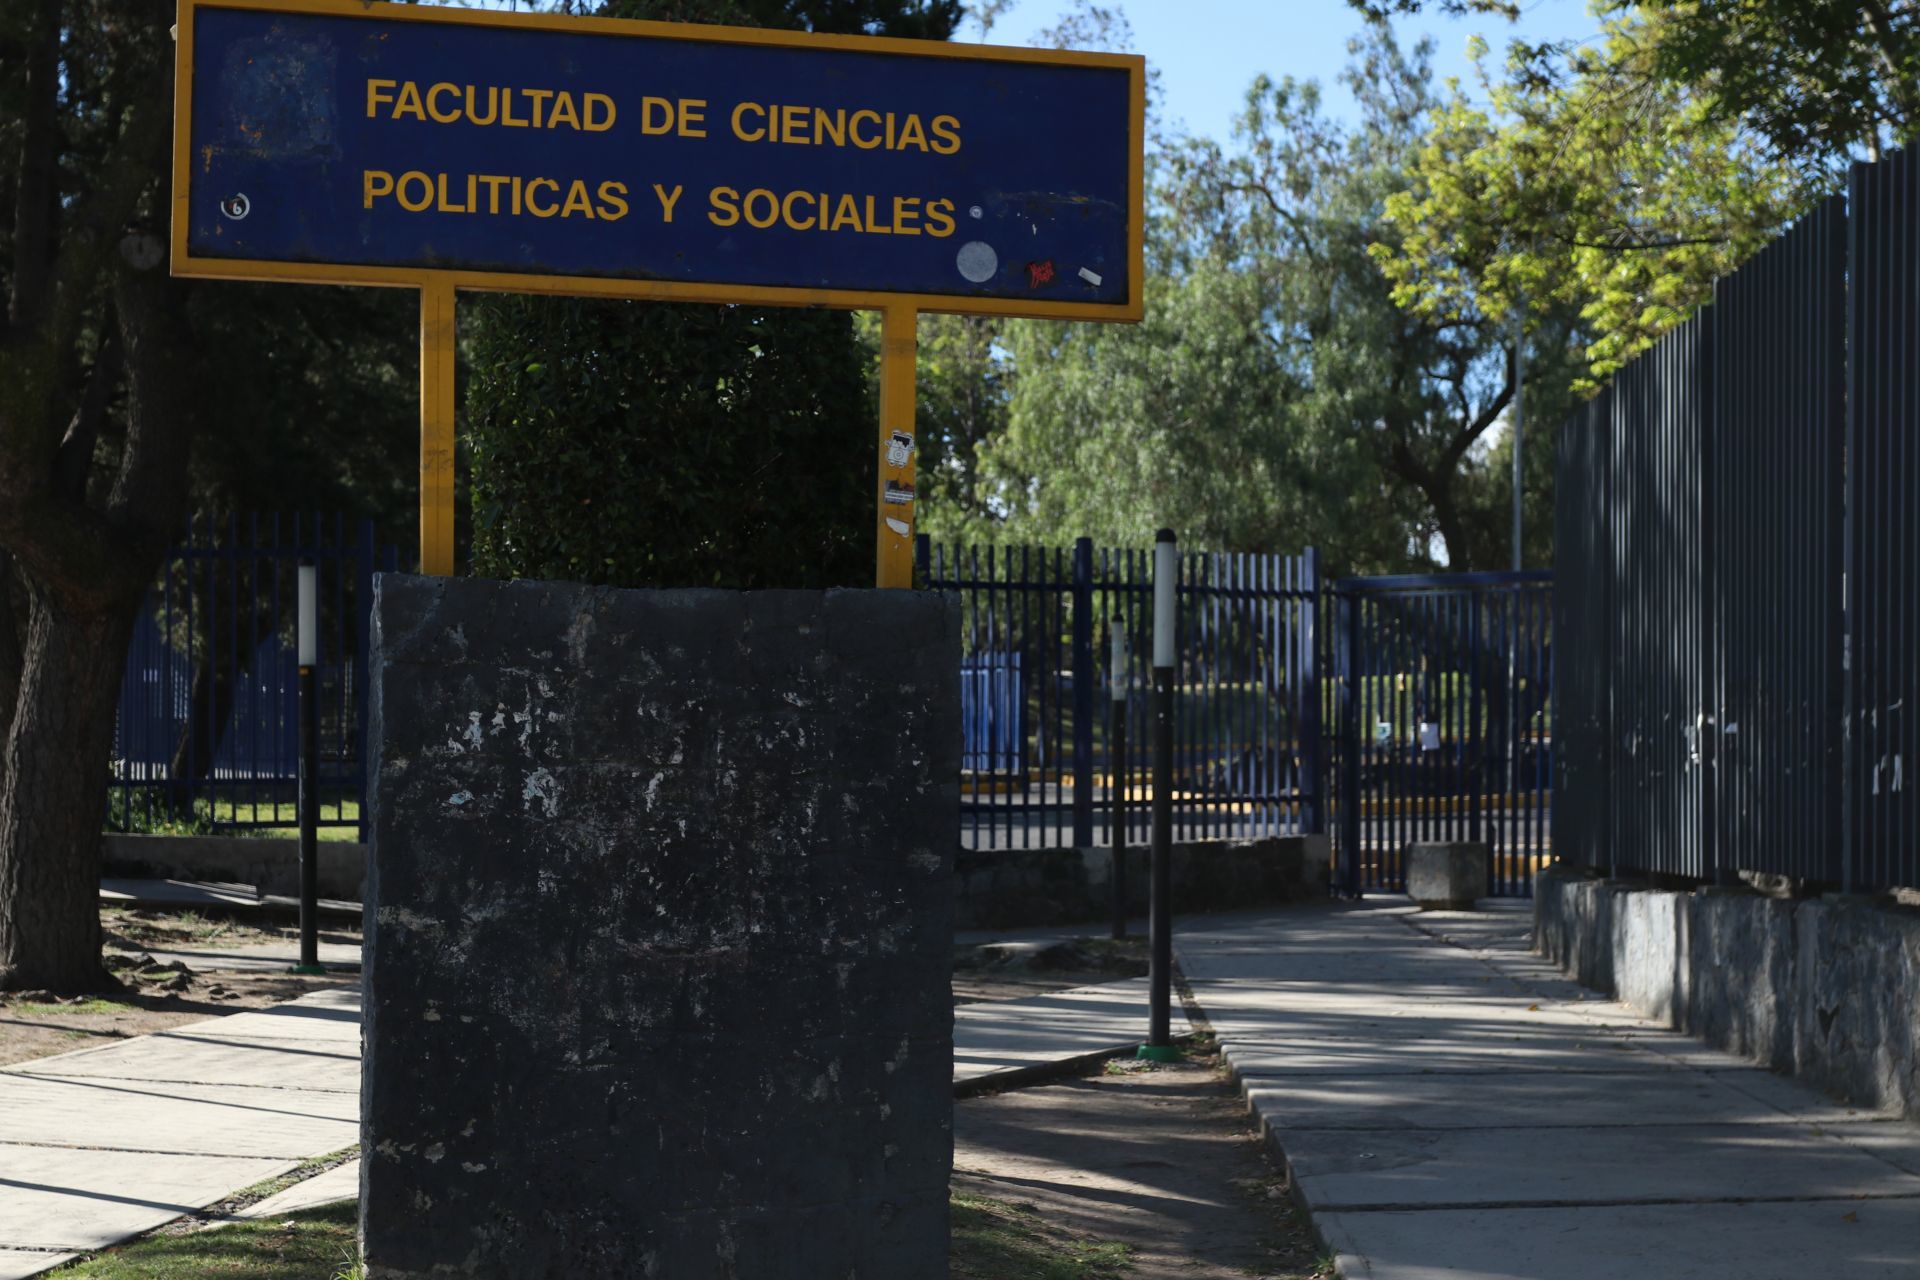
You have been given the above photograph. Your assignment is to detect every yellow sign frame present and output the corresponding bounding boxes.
[170,0,1147,584]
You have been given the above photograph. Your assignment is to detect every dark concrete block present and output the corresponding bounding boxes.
[1687,888,1797,1071]
[1405,841,1490,909]
[362,575,960,1279]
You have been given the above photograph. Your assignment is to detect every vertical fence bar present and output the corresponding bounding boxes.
[1339,590,1362,895]
[356,517,377,842]
[1304,550,1321,835]
[1071,538,1095,848]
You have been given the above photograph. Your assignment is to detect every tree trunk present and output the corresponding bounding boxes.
[0,594,137,992]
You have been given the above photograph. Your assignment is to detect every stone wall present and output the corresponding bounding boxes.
[102,833,364,901]
[1535,864,1920,1119]
[362,575,959,1279]
[956,835,1330,930]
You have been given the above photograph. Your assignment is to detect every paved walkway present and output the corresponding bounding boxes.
[134,937,361,975]
[1177,902,1920,1280]
[26,900,1906,1279]
[102,878,360,918]
[0,951,1166,1276]
[955,977,1191,1091]
[0,986,360,1278]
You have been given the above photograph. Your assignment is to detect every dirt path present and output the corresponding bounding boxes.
[953,1053,1333,1280]
[0,907,361,1067]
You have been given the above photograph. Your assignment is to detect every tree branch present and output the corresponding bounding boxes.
[1859,0,1920,134]
[6,0,60,338]
[54,327,120,504]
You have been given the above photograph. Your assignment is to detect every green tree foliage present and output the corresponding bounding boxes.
[186,287,416,530]
[952,25,1574,572]
[469,299,874,587]
[1349,0,1920,167]
[1371,10,1824,385]
[467,0,961,590]
[1611,0,1920,166]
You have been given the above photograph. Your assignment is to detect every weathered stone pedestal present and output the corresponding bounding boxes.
[361,575,959,1279]
[1405,841,1490,909]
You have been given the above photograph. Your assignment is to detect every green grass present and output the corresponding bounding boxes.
[107,794,363,843]
[200,799,363,842]
[219,1148,360,1213]
[52,1202,361,1279]
[61,1193,1123,1280]
[10,998,136,1017]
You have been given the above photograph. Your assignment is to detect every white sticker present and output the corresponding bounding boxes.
[956,241,998,283]
[885,517,911,538]
[1419,722,1441,752]
[1078,267,1103,286]
[886,430,914,469]
[884,479,915,505]
[968,205,984,219]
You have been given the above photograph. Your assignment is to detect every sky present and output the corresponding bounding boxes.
[971,0,1604,139]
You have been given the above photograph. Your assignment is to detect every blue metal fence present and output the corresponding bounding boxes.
[959,652,1025,774]
[918,536,1323,851]
[1332,572,1554,897]
[109,513,400,839]
[922,537,1553,894]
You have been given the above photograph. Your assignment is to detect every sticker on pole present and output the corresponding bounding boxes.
[171,0,1145,321]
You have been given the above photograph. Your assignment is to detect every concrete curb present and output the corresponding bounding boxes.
[1535,864,1920,1120]
[952,1032,1199,1099]
[1175,934,1349,1275]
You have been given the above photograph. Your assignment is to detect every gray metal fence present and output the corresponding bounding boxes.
[1552,390,1612,873]
[1608,314,1713,879]
[1848,154,1920,893]
[1716,195,1846,882]
[1555,168,1914,892]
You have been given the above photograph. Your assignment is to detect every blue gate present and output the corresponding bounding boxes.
[960,652,1026,776]
[1331,571,1553,897]
[919,536,1323,851]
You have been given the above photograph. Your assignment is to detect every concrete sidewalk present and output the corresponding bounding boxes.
[954,977,1191,1092]
[102,877,361,918]
[1177,901,1920,1280]
[0,951,1171,1275]
[0,986,361,1278]
[133,936,362,975]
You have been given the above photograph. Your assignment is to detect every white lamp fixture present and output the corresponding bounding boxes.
[1152,530,1176,669]
[297,562,317,667]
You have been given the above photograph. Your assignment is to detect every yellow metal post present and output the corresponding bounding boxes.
[419,281,457,576]
[876,304,918,588]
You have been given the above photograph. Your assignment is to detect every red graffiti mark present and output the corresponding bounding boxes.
[1027,260,1057,288]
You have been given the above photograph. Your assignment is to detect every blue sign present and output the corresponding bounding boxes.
[174,0,1144,318]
